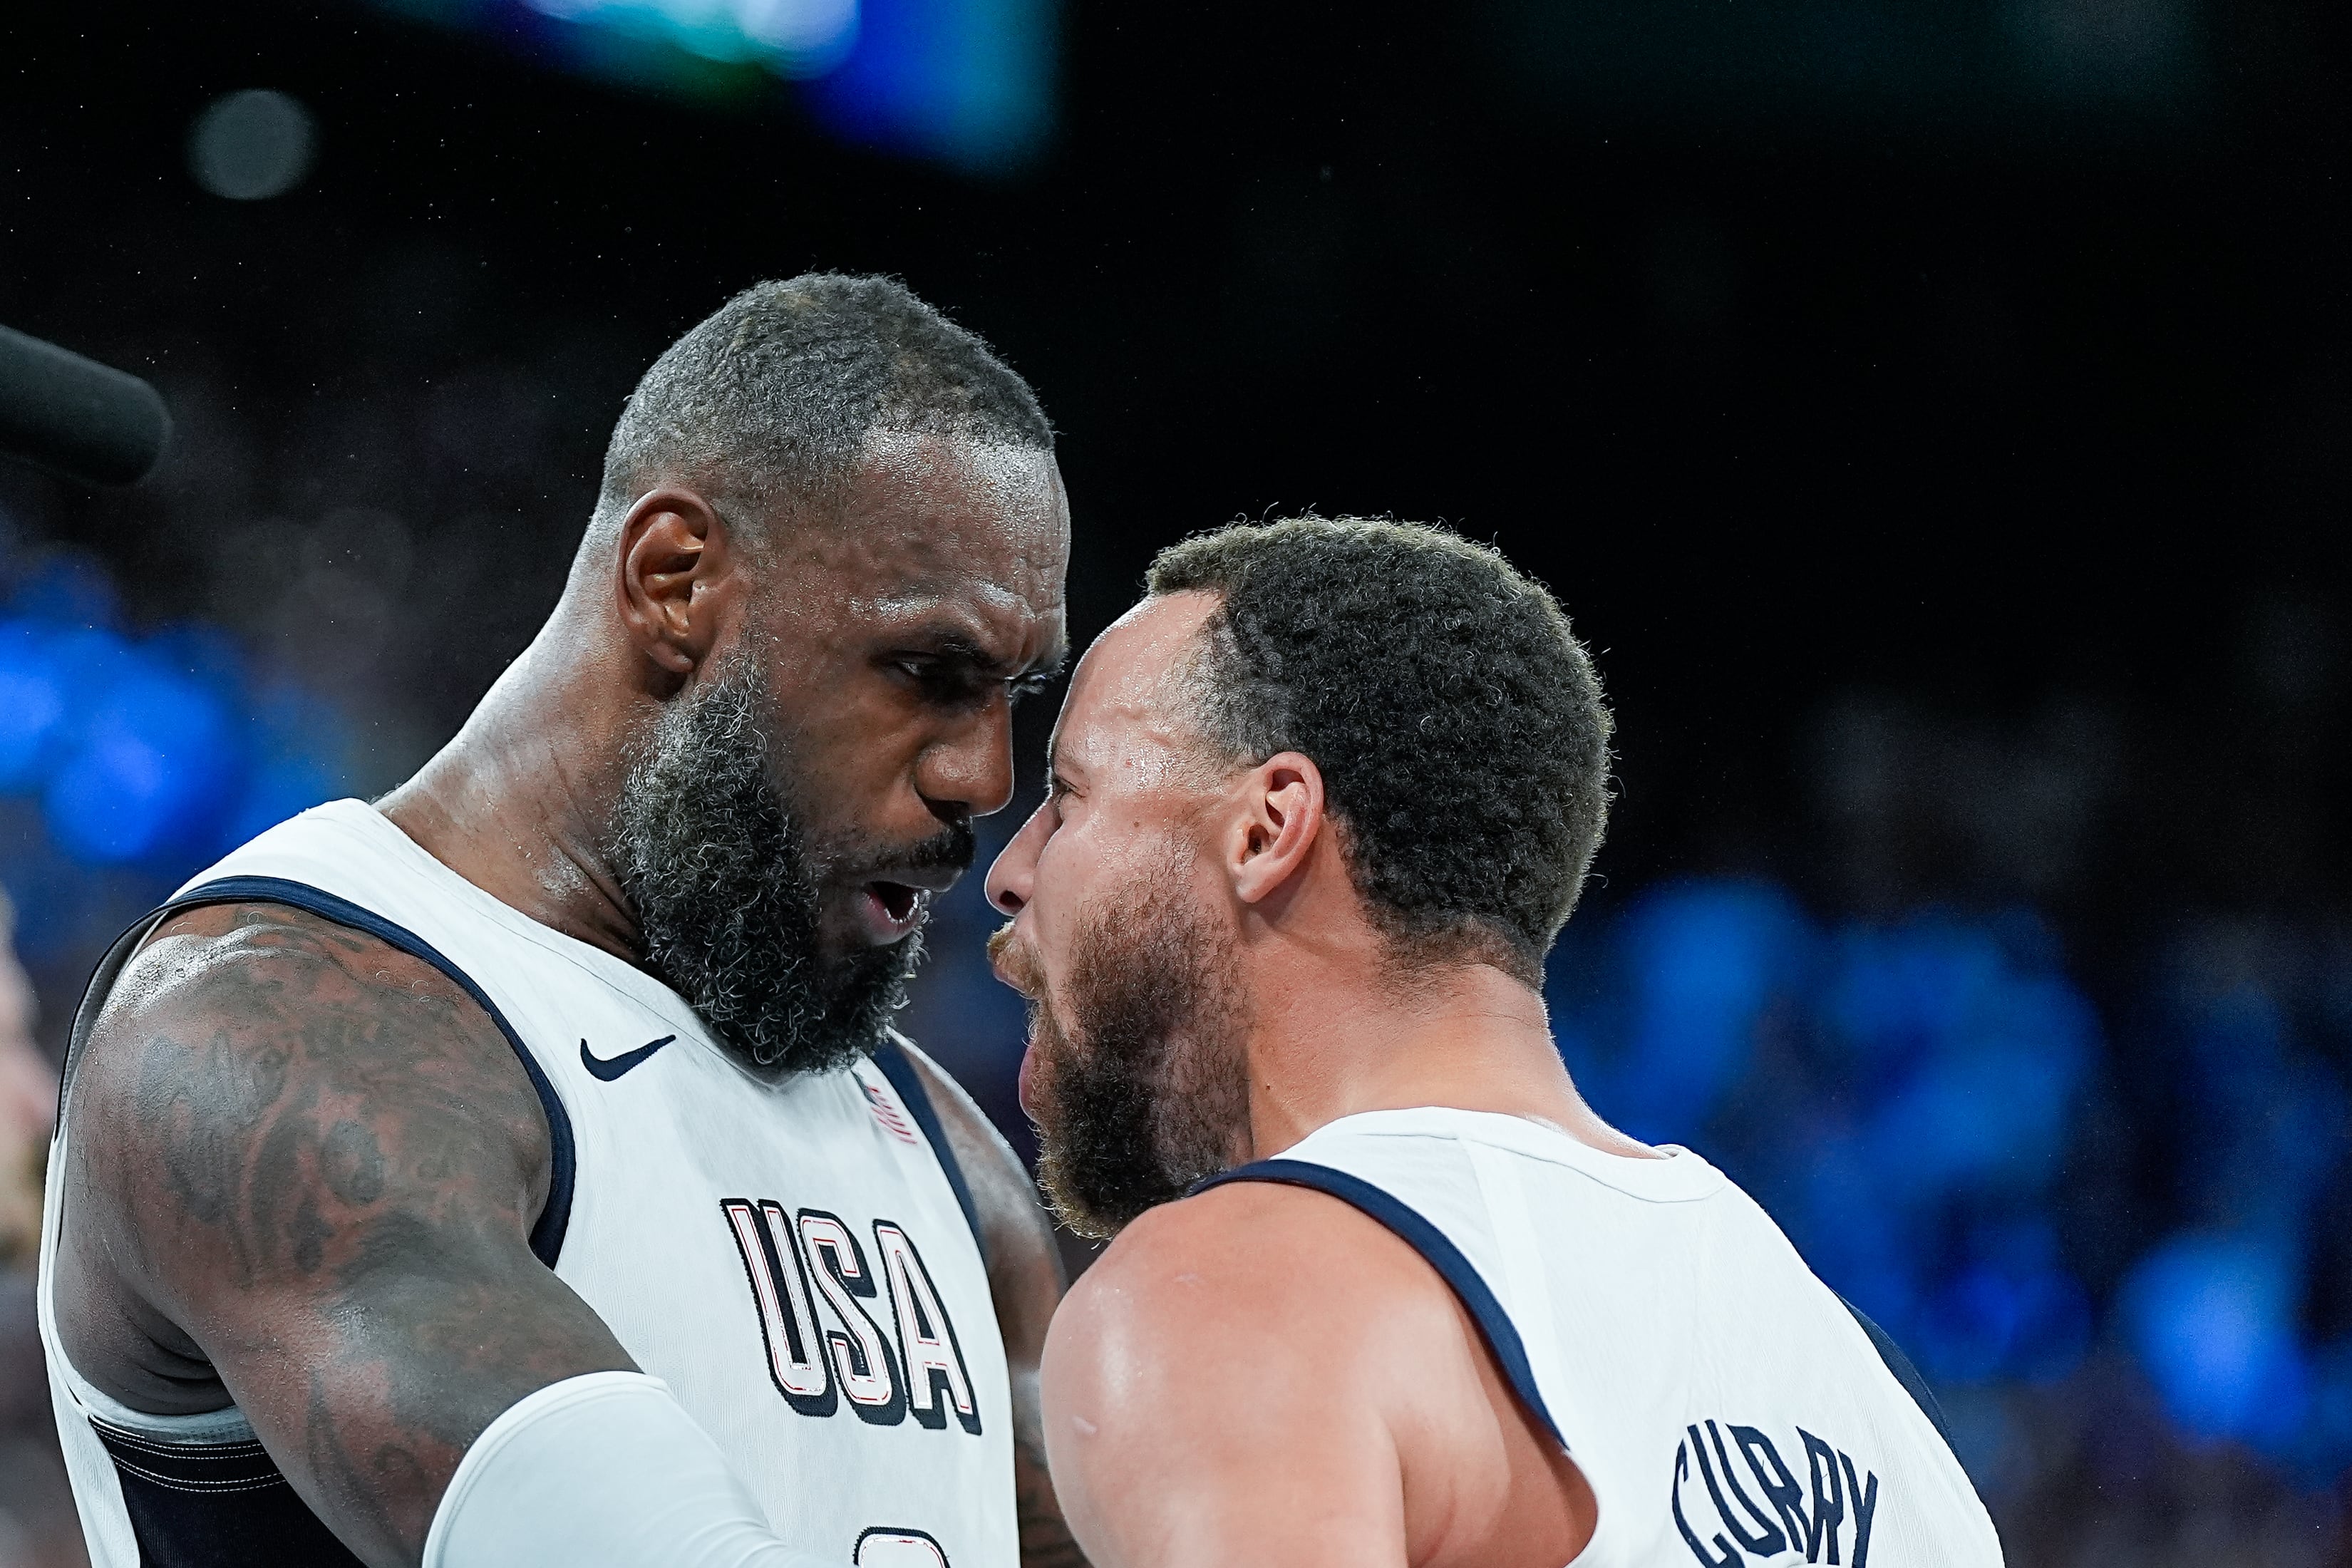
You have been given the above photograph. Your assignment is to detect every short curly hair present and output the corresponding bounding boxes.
[1146,517,1612,979]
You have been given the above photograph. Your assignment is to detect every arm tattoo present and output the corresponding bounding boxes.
[60,903,633,1568]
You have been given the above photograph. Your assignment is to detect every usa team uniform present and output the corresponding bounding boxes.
[1204,1108,2005,1566]
[39,800,1013,1568]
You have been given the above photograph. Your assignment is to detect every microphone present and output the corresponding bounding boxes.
[0,325,172,487]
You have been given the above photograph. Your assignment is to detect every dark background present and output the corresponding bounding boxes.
[1,0,2349,1562]
[5,0,2348,927]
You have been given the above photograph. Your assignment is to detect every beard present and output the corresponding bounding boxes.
[996,850,1252,1239]
[604,653,969,1078]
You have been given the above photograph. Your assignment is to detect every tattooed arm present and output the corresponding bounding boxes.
[49,902,635,1568]
[898,1041,1090,1568]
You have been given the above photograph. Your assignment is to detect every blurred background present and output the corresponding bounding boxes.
[1,0,2348,1561]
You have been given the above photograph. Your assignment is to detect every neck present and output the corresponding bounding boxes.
[377,602,646,963]
[1239,949,1655,1162]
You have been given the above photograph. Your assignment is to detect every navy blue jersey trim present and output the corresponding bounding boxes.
[91,1419,366,1567]
[871,1038,986,1266]
[1837,1294,1955,1449]
[166,875,574,1267]
[1193,1158,1567,1450]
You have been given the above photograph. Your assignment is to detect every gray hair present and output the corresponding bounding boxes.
[595,273,1052,537]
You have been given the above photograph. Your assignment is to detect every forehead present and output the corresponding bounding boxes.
[783,429,1069,644]
[1053,592,1220,773]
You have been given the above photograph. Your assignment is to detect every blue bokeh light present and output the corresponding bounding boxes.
[1545,880,2352,1485]
[806,0,1055,171]
[0,558,354,947]
[368,0,1056,172]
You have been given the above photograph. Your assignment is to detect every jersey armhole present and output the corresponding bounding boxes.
[71,874,577,1267]
[870,1038,988,1268]
[1192,1157,1568,1451]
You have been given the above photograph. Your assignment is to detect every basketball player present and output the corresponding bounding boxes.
[984,517,2004,1567]
[41,278,1085,1568]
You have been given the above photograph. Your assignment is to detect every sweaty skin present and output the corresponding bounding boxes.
[51,431,1085,1568]
[985,594,1651,1568]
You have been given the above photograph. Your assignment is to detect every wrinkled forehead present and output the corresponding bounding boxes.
[1051,592,1223,783]
[785,429,1070,644]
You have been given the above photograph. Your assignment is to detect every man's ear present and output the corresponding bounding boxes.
[614,487,736,676]
[1227,751,1326,907]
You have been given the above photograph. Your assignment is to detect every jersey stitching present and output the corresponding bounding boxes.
[103,1460,289,1493]
[86,1422,267,1458]
[94,1433,269,1460]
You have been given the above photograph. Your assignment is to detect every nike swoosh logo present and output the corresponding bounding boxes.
[580,1035,676,1082]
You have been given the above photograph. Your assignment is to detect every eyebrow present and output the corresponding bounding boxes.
[1019,644,1071,687]
[907,625,1069,684]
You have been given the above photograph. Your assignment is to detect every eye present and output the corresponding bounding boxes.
[888,654,976,701]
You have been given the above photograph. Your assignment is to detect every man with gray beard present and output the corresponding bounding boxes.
[40,277,1083,1568]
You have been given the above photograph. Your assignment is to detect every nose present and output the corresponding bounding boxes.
[986,798,1051,915]
[915,700,1017,822]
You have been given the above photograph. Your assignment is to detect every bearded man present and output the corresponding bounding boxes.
[41,277,1082,1568]
[985,517,2002,1568]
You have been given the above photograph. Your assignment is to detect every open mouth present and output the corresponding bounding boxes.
[871,881,921,924]
[850,879,936,945]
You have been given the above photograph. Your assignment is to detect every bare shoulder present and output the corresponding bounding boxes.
[1048,1177,1464,1425]
[892,1035,1062,1281]
[1068,1177,1458,1342]
[1043,1182,1472,1567]
[62,899,550,1344]
[891,1036,1032,1207]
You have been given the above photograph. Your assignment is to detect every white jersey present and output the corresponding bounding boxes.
[39,800,1014,1568]
[1202,1108,2002,1567]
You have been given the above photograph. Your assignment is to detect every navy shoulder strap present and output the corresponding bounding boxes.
[1194,1163,1958,1460]
[1193,1157,1568,1450]
[872,1037,987,1267]
[68,874,575,1267]
[1838,1295,1956,1448]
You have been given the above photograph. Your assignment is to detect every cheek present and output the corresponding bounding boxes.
[1023,846,1089,980]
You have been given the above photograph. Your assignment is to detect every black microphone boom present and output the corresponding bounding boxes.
[0,325,171,487]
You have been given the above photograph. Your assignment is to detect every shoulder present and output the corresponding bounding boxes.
[891,1033,1022,1192]
[66,899,550,1261]
[892,1035,1058,1267]
[1041,1178,1482,1564]
[81,899,537,1112]
[1049,1175,1465,1410]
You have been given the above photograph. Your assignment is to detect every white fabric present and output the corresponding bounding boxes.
[38,1119,138,1568]
[43,800,1015,1567]
[1273,1108,2005,1567]
[423,1372,832,1568]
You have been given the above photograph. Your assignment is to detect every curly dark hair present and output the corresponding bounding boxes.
[1145,517,1613,980]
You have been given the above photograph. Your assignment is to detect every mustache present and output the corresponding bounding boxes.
[827,819,976,884]
[987,922,1043,999]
